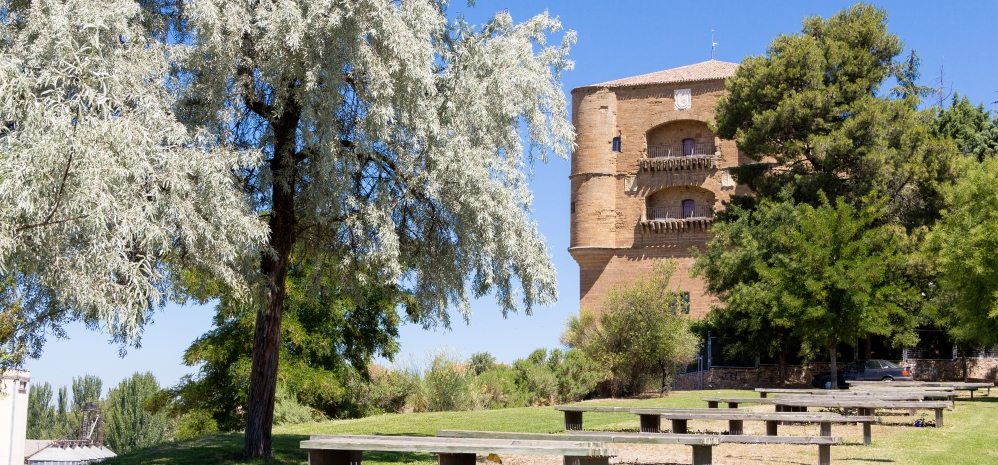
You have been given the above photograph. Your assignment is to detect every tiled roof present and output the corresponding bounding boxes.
[579,59,739,89]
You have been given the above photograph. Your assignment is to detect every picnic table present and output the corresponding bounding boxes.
[300,434,617,465]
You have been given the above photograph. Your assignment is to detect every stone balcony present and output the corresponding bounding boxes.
[639,142,719,172]
[640,205,714,233]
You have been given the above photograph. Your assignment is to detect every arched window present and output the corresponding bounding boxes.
[682,199,695,218]
[682,138,695,156]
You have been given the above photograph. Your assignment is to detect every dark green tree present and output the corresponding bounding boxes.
[701,197,920,388]
[564,262,699,395]
[693,202,799,383]
[27,382,57,439]
[714,4,954,229]
[104,372,171,454]
[933,94,998,160]
[162,254,402,431]
[925,157,998,347]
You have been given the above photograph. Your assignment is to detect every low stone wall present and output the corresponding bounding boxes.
[905,357,998,381]
[673,358,998,390]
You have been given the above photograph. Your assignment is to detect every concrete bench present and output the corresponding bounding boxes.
[702,394,925,410]
[438,429,841,465]
[755,388,957,400]
[554,405,742,432]
[847,381,992,397]
[300,435,616,465]
[770,399,954,427]
[648,410,878,445]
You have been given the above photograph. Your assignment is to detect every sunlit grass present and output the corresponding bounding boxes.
[104,390,998,465]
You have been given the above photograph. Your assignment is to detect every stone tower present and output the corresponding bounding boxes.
[570,60,749,318]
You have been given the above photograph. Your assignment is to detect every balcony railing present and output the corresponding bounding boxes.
[648,142,716,158]
[640,142,719,171]
[641,205,714,233]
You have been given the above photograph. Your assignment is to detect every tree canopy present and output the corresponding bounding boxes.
[699,5,955,382]
[4,0,575,457]
[0,0,265,368]
[714,3,953,229]
[925,157,998,347]
[933,94,998,161]
[564,262,699,396]
[698,196,920,387]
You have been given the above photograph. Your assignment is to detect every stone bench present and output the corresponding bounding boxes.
[438,429,841,465]
[702,394,926,411]
[554,405,738,432]
[770,399,954,427]
[754,388,957,401]
[647,410,878,445]
[300,435,616,465]
[847,381,993,397]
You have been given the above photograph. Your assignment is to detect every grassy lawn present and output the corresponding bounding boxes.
[104,390,998,465]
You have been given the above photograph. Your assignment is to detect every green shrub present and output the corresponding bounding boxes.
[473,365,528,409]
[273,386,324,425]
[365,364,422,414]
[512,353,558,406]
[553,349,605,402]
[423,353,474,412]
[467,352,498,375]
[174,409,219,441]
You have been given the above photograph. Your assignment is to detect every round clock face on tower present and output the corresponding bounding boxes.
[674,88,692,110]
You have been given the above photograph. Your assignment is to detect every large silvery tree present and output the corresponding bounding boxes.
[158,0,573,457]
[0,1,265,366]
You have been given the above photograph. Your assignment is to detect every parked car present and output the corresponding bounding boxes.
[810,359,913,389]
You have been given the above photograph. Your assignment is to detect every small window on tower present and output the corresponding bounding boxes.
[570,202,576,214]
[669,291,691,315]
[611,136,622,152]
[18,381,27,393]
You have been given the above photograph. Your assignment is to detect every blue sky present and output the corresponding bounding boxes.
[27,0,998,395]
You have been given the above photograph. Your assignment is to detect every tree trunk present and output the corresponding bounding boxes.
[864,334,872,360]
[828,343,838,389]
[243,108,299,459]
[777,347,787,386]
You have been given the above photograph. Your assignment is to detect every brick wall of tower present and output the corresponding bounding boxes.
[570,78,747,318]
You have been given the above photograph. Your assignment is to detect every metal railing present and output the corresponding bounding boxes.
[646,205,715,220]
[647,141,716,158]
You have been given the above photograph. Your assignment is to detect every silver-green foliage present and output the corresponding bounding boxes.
[0,0,266,366]
[175,0,574,322]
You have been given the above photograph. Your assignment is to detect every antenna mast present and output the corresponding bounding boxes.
[710,29,718,59]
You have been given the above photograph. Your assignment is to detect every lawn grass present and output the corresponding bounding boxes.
[104,389,998,465]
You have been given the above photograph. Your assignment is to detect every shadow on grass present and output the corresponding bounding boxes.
[104,433,444,465]
[960,396,998,403]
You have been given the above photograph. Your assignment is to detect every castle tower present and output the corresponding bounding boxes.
[569,60,748,318]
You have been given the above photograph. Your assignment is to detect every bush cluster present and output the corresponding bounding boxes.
[356,348,604,415]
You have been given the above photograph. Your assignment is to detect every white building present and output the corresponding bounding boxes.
[1,370,30,465]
